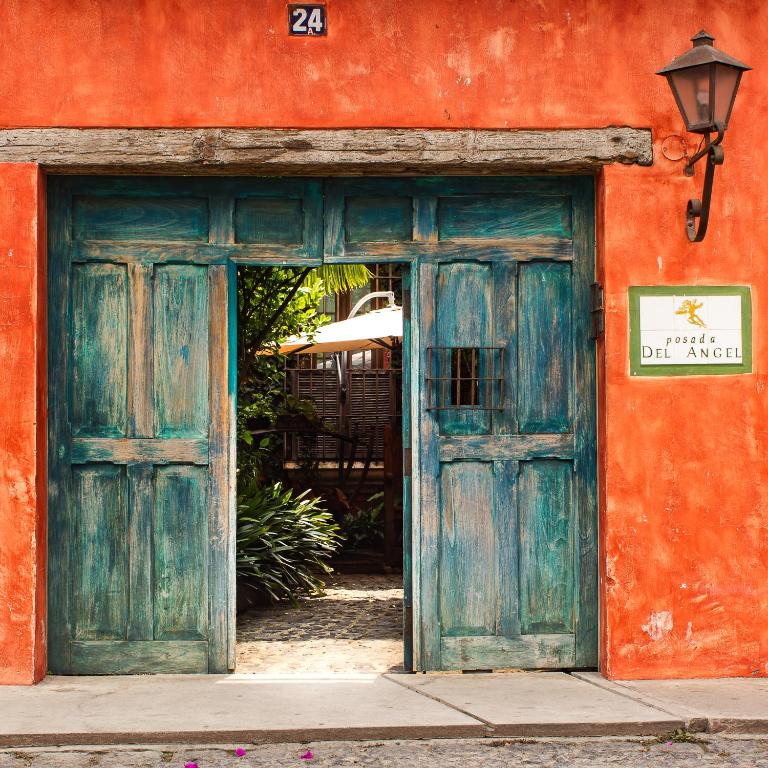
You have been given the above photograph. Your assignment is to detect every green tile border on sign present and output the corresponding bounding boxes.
[629,285,752,377]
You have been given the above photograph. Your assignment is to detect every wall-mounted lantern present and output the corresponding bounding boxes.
[657,31,750,241]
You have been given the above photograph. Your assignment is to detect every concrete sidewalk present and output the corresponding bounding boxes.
[574,672,768,734]
[0,671,766,747]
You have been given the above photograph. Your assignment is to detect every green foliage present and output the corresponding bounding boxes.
[237,264,371,485]
[341,492,385,551]
[236,480,342,605]
[308,264,371,296]
[237,265,327,394]
[647,729,707,745]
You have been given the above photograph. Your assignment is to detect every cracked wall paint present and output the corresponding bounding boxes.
[642,611,673,641]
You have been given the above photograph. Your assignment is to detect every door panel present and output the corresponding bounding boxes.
[437,194,572,240]
[436,262,492,436]
[518,459,574,634]
[345,196,414,243]
[438,461,496,636]
[153,465,210,641]
[153,265,210,438]
[73,464,128,640]
[518,262,573,433]
[72,195,210,242]
[71,264,128,437]
[410,178,596,671]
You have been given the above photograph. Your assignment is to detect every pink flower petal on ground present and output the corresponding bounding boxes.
[184,763,199,768]
[300,750,314,760]
[235,747,247,757]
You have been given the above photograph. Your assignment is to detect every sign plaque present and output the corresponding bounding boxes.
[288,4,327,36]
[629,286,752,376]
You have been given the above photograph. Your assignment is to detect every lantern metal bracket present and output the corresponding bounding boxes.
[684,122,725,242]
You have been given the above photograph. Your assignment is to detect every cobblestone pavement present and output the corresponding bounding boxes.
[236,573,403,673]
[2,737,768,767]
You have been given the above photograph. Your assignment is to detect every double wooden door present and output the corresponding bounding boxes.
[48,176,596,674]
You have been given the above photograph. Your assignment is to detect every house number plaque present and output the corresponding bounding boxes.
[288,4,327,36]
[629,286,752,376]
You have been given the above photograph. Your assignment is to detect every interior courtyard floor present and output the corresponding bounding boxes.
[236,572,404,673]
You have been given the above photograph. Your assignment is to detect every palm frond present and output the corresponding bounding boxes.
[305,264,371,295]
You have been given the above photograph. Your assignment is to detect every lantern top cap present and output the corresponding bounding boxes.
[656,30,751,75]
[691,30,715,47]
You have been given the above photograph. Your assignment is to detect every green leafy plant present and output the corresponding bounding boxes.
[236,480,342,605]
[342,492,385,551]
[645,728,707,745]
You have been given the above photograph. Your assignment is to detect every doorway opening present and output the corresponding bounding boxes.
[234,262,408,674]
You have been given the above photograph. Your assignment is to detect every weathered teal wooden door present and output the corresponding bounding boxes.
[47,181,237,674]
[410,179,597,670]
[48,175,593,675]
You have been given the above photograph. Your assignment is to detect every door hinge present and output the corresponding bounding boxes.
[402,287,411,319]
[403,446,412,477]
[590,282,604,340]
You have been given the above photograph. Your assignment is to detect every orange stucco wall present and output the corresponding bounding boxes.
[601,160,768,679]
[1,0,767,680]
[0,164,46,685]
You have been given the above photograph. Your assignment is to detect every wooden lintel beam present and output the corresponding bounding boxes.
[0,127,652,175]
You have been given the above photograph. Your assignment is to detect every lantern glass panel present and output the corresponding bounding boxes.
[668,63,713,132]
[713,63,741,128]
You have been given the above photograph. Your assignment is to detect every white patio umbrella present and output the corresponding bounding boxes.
[278,292,403,355]
[279,305,402,354]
